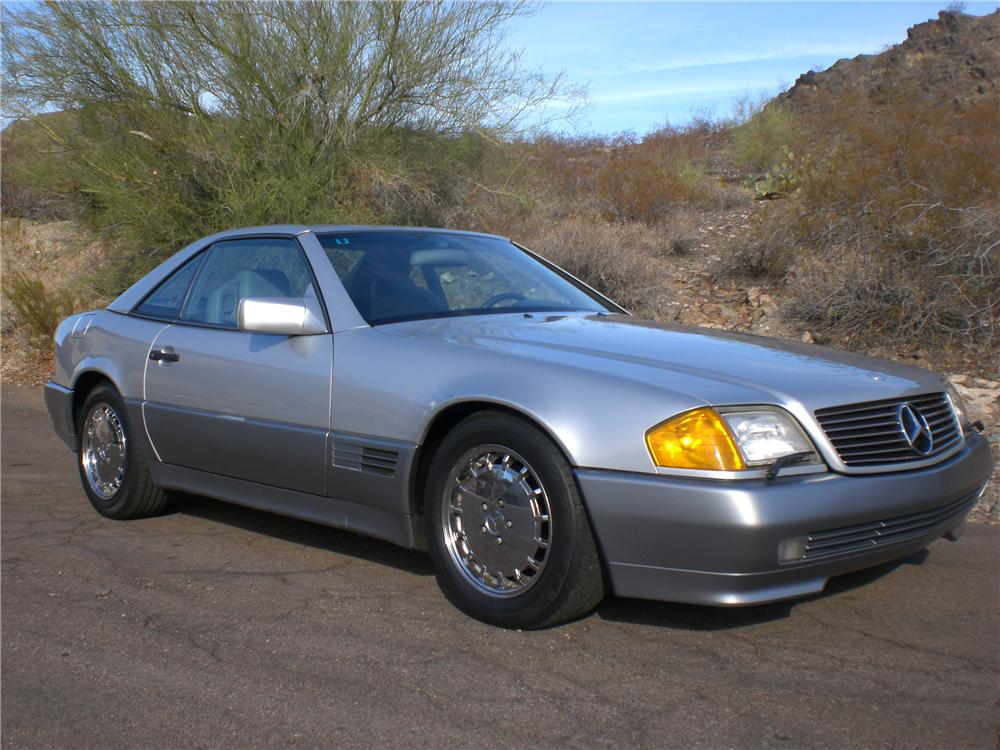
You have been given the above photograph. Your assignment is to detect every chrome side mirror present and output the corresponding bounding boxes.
[237,297,326,336]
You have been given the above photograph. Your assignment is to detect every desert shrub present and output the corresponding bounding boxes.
[523,135,606,215]
[520,120,732,226]
[668,236,695,256]
[713,200,800,280]
[731,91,1000,346]
[797,94,997,342]
[594,127,737,222]
[786,204,1000,343]
[3,272,78,344]
[594,144,713,223]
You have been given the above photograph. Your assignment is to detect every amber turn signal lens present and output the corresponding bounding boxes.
[645,408,746,471]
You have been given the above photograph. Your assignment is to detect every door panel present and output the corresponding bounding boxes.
[143,325,333,495]
[140,236,334,496]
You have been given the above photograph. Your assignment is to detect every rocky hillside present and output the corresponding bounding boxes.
[780,9,1000,110]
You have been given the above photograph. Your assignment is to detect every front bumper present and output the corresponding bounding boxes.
[44,381,76,450]
[576,432,993,606]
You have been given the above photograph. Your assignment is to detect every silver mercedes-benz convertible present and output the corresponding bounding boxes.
[45,226,993,627]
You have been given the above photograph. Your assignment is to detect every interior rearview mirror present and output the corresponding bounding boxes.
[237,297,326,336]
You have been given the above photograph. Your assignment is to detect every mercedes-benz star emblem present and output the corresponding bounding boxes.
[897,402,934,456]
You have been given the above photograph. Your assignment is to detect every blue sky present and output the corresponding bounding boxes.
[507,1,999,134]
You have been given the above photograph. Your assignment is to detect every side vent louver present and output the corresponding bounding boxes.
[331,440,399,477]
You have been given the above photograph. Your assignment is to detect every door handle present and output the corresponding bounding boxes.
[149,348,180,363]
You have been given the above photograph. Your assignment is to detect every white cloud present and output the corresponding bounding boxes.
[590,80,778,104]
[583,40,884,77]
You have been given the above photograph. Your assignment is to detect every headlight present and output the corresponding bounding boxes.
[719,409,816,466]
[645,407,817,472]
[944,383,968,428]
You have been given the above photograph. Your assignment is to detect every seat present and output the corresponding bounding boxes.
[368,273,446,320]
[343,246,445,321]
[237,268,291,298]
[205,269,292,326]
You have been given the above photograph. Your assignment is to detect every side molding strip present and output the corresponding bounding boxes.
[150,462,422,550]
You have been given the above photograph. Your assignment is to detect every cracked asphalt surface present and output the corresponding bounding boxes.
[2,384,998,749]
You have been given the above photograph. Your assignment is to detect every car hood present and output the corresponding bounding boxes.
[384,312,946,410]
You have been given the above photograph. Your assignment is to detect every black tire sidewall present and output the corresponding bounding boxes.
[425,412,593,628]
[76,384,142,519]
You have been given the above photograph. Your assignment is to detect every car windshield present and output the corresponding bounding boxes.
[316,231,614,325]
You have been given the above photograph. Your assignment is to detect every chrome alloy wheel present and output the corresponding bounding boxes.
[81,403,127,500]
[441,446,552,598]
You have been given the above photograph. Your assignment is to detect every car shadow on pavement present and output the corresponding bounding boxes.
[169,491,933,630]
[594,549,930,631]
[171,493,436,577]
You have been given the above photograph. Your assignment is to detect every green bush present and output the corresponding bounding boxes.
[724,100,800,188]
[0,114,84,220]
[2,1,570,297]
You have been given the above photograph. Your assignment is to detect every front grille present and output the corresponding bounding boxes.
[815,392,961,468]
[799,492,976,562]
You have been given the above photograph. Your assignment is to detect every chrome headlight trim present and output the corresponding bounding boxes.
[652,462,828,480]
[944,383,969,431]
[716,405,822,466]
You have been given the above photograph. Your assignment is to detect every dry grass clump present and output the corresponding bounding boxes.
[2,272,77,345]
[721,203,800,280]
[513,216,675,317]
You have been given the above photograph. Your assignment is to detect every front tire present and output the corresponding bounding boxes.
[426,411,605,628]
[76,383,169,520]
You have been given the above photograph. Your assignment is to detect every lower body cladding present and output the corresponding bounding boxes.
[576,433,993,607]
[44,382,75,449]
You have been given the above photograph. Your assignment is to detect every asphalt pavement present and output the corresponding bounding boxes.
[2,384,998,749]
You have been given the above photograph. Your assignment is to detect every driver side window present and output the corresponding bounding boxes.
[181,238,313,328]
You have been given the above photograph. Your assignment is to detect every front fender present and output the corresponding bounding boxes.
[332,327,707,473]
[53,310,172,401]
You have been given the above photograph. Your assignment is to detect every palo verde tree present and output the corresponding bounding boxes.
[2,0,580,292]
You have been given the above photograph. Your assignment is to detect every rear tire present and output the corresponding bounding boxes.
[426,411,605,628]
[76,383,169,520]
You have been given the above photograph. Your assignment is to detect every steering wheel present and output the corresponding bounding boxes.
[482,292,529,308]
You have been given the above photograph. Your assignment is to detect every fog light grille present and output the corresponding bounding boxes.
[790,491,977,563]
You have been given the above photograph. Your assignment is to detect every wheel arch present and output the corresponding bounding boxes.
[71,366,161,464]
[409,398,577,517]
[71,369,119,427]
